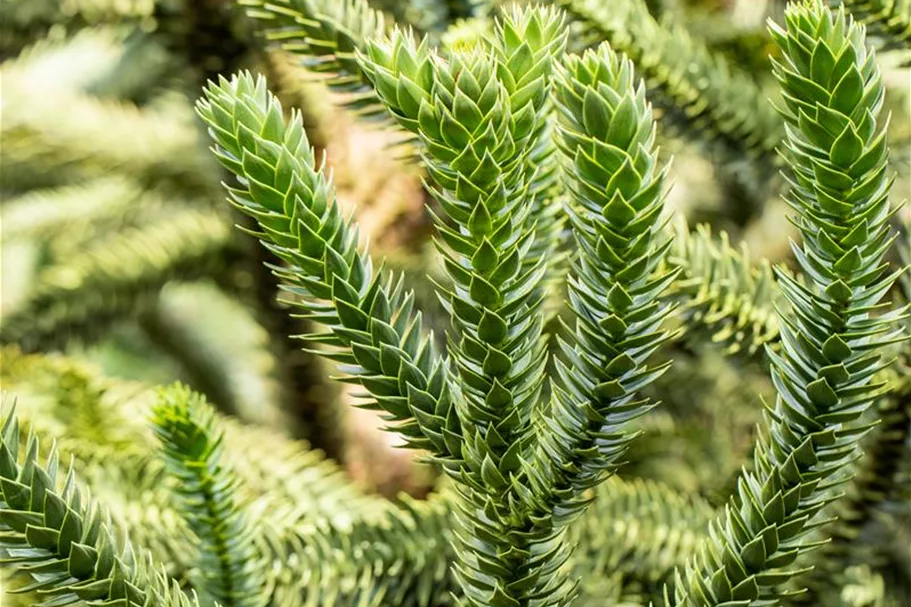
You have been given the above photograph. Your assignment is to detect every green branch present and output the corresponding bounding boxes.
[360,9,573,604]
[530,42,676,523]
[833,0,911,55]
[674,2,908,603]
[793,377,911,602]
[554,0,784,163]
[197,72,456,459]
[1,177,145,244]
[151,384,264,607]
[0,209,237,352]
[669,224,782,359]
[238,0,390,121]
[0,400,196,607]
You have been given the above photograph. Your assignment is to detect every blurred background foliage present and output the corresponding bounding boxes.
[0,0,908,605]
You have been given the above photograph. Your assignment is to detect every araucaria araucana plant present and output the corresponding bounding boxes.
[675,2,908,604]
[196,6,680,604]
[0,400,200,607]
[151,384,265,607]
[2,1,909,606]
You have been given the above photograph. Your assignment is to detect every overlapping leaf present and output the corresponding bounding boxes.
[674,2,908,603]
[197,72,458,460]
[152,384,265,607]
[0,401,198,607]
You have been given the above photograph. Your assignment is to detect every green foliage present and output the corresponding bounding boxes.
[373,0,492,34]
[1,177,147,246]
[198,2,910,605]
[570,476,715,600]
[0,209,237,352]
[2,1,910,606]
[0,0,156,28]
[674,2,908,603]
[199,3,683,602]
[793,378,911,603]
[0,1,359,461]
[238,0,390,121]
[1,347,734,607]
[539,41,675,522]
[669,224,781,358]
[554,0,784,163]
[0,52,213,195]
[0,348,450,605]
[360,8,600,604]
[898,210,911,303]
[263,491,457,607]
[630,348,770,501]
[0,401,199,607]
[80,461,193,580]
[550,0,790,226]
[151,384,265,607]
[136,283,290,427]
[197,71,455,458]
[833,0,911,55]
